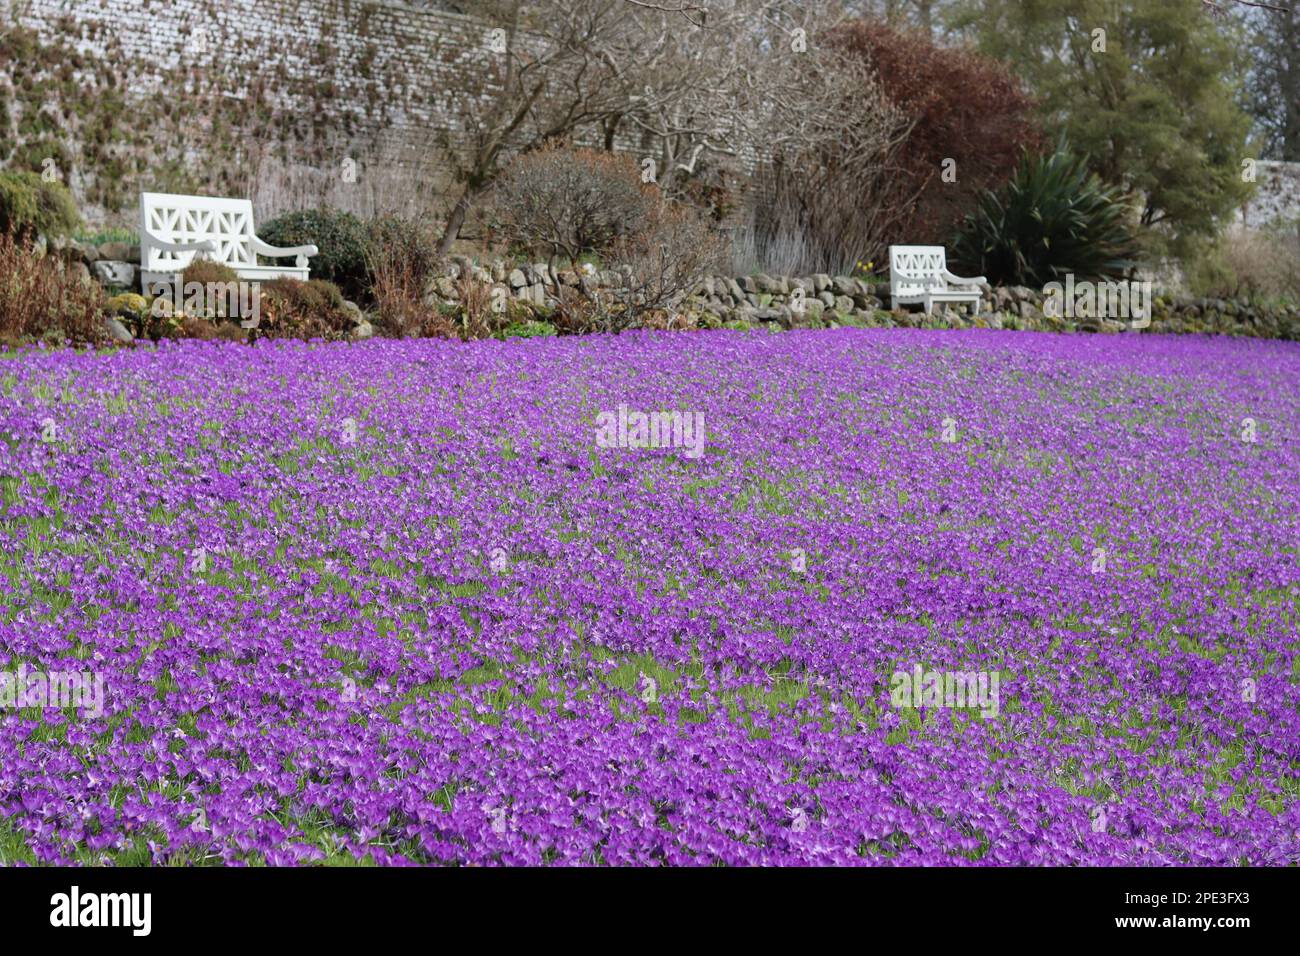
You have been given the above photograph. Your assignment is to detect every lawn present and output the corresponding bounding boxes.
[0,328,1296,865]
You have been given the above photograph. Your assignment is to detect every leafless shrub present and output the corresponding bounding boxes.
[548,201,725,334]
[364,218,452,338]
[606,201,726,324]
[491,142,722,331]
[455,271,497,340]
[1216,226,1300,300]
[491,144,653,263]
[0,231,107,346]
[736,33,914,275]
[730,202,839,277]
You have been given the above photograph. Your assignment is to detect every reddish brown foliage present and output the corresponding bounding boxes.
[827,22,1044,244]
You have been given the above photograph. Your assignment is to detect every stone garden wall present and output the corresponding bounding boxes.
[1237,161,1300,231]
[47,238,1300,342]
[403,258,1300,340]
[9,0,675,223]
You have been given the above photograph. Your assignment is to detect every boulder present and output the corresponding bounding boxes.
[508,268,527,289]
[92,260,135,287]
[99,241,132,262]
[103,316,134,343]
[450,255,475,279]
[1018,300,1041,320]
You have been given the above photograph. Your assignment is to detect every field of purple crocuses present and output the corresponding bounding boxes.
[0,329,1297,865]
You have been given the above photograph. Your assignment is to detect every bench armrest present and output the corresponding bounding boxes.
[144,233,218,256]
[942,269,986,286]
[250,235,319,259]
[892,269,945,288]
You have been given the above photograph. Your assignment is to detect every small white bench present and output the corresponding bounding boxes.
[139,192,318,292]
[889,245,985,313]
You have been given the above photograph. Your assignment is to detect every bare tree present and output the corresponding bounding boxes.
[434,0,908,255]
[434,0,669,254]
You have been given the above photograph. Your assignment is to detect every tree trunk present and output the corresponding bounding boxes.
[437,185,477,257]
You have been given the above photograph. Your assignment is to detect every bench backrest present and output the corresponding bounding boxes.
[890,245,949,297]
[140,193,258,272]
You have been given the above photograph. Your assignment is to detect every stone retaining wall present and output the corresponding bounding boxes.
[444,262,1300,340]
[52,237,1300,341]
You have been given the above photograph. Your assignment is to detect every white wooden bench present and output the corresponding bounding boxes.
[139,192,318,292]
[889,245,985,314]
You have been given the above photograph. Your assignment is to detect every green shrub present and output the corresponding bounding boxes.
[0,171,80,240]
[259,208,369,300]
[106,293,148,318]
[75,227,138,248]
[950,148,1140,287]
[500,319,557,340]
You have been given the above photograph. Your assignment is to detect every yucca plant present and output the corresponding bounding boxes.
[949,148,1140,287]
